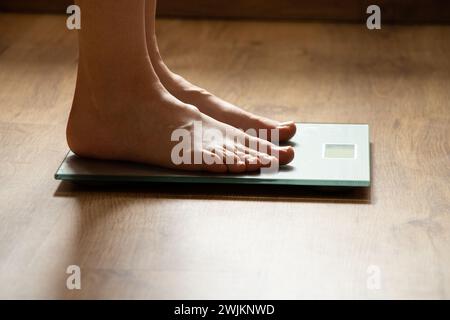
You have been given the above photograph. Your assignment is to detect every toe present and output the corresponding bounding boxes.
[244,135,295,166]
[202,150,228,173]
[276,121,297,142]
[257,152,279,168]
[236,145,263,171]
[228,161,247,173]
[221,147,247,173]
[277,146,295,165]
[244,155,262,172]
[246,117,297,142]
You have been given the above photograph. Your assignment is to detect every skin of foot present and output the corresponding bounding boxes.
[67,57,294,173]
[68,0,294,173]
[144,0,297,142]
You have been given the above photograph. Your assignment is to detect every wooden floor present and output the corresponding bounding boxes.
[0,13,449,299]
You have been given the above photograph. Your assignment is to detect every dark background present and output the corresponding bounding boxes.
[0,0,449,23]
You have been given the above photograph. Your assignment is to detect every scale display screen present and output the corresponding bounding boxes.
[324,144,356,159]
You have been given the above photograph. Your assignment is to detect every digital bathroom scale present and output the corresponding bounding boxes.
[55,123,371,187]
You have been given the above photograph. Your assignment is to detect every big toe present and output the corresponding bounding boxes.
[276,121,297,142]
[249,118,297,142]
[277,145,295,165]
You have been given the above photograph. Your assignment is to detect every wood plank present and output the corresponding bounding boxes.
[0,14,449,299]
[0,0,450,23]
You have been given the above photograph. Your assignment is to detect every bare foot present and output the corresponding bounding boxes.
[143,2,296,142]
[149,54,297,143]
[67,57,294,173]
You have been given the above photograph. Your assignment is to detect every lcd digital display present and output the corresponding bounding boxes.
[324,144,356,159]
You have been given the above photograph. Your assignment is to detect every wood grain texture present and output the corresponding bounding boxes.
[1,0,450,23]
[0,14,449,299]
